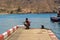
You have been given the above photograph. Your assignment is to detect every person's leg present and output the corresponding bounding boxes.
[25,25,29,29]
[24,24,28,29]
[27,26,30,29]
[24,24,30,29]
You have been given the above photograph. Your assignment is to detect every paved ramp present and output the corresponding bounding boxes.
[6,28,52,40]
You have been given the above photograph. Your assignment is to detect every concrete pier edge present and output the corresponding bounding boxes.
[0,25,59,40]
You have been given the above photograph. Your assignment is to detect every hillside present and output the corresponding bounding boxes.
[0,0,58,13]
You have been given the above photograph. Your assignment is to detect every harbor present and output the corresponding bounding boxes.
[0,0,60,40]
[6,28,58,40]
[0,13,60,40]
[0,25,58,40]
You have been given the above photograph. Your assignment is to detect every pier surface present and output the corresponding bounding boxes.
[6,28,53,40]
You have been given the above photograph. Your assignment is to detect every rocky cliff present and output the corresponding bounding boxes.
[0,0,58,13]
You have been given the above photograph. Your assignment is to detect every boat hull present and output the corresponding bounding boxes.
[50,17,60,22]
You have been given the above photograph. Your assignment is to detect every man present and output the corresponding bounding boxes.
[24,18,30,29]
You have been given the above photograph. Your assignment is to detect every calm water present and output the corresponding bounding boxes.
[0,13,60,40]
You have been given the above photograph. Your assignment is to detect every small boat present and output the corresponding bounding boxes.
[50,10,60,22]
[50,17,60,22]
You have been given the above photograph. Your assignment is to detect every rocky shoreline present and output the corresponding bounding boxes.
[0,12,57,14]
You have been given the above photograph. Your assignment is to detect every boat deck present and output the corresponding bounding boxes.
[6,28,56,40]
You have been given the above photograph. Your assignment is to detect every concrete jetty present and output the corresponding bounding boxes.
[6,28,58,40]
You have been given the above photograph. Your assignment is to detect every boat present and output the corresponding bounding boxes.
[50,10,60,22]
[50,17,60,22]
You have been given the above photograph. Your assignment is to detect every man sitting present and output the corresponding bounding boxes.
[24,18,30,29]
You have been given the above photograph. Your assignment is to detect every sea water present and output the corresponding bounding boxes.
[0,13,60,40]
